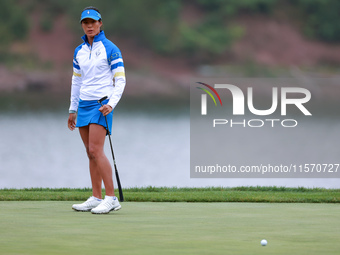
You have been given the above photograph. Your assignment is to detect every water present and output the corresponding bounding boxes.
[0,108,339,189]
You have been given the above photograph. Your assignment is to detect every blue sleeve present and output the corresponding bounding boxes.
[73,44,83,70]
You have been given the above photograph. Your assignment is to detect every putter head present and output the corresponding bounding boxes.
[98,96,108,104]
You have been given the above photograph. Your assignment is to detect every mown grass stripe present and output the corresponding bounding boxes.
[0,186,339,203]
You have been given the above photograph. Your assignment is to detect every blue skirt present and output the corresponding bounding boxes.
[76,99,113,135]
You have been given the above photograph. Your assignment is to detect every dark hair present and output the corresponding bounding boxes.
[82,6,102,21]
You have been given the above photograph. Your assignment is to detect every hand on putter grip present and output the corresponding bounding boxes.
[99,104,113,116]
[68,113,77,131]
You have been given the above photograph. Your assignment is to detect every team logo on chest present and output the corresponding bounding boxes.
[95,50,101,57]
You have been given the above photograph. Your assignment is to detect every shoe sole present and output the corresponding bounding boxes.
[91,205,122,214]
[72,207,93,212]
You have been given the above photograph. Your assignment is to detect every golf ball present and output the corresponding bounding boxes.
[261,239,267,246]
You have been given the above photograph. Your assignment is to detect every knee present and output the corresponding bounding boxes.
[85,147,93,159]
[87,145,101,160]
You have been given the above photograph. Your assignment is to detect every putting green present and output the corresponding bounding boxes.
[0,202,339,255]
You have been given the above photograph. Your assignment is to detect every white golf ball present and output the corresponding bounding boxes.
[261,239,267,246]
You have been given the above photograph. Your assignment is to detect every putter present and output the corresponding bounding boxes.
[98,96,124,202]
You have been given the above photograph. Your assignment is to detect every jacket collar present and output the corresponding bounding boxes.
[82,30,106,46]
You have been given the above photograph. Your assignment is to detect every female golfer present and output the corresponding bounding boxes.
[67,6,126,214]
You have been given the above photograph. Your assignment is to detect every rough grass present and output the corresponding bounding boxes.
[0,186,339,203]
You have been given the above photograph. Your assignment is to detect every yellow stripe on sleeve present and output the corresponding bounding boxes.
[73,72,81,77]
[114,72,125,78]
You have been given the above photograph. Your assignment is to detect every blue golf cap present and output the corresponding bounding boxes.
[80,9,101,22]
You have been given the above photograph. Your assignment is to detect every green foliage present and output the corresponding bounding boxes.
[178,18,244,59]
[196,0,278,15]
[39,14,53,32]
[33,0,70,32]
[0,0,29,46]
[61,0,247,59]
[295,0,340,42]
[1,0,340,63]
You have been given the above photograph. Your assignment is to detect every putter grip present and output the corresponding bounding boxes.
[98,96,108,104]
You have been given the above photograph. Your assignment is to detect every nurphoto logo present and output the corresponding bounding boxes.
[196,82,312,128]
[190,78,339,179]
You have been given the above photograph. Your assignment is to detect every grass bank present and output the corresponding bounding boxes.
[0,186,339,203]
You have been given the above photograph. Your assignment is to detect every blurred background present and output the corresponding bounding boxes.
[1,0,340,189]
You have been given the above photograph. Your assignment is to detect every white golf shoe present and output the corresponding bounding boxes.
[91,196,121,214]
[72,196,102,212]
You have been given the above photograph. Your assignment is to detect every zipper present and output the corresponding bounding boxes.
[89,43,92,59]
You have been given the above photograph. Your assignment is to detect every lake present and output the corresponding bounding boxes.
[0,101,339,189]
[0,99,193,189]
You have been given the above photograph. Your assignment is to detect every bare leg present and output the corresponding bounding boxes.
[79,124,115,198]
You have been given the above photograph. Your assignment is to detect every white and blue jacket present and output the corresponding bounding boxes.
[69,31,126,112]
